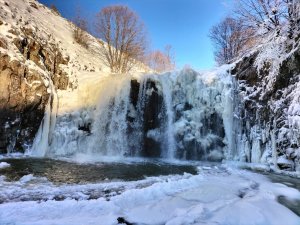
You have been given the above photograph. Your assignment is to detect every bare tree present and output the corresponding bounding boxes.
[144,45,176,72]
[95,5,147,73]
[209,17,251,65]
[146,50,175,73]
[164,45,176,69]
[73,9,89,48]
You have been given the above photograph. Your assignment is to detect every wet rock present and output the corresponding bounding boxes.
[142,80,164,157]
[117,217,133,225]
[129,80,139,108]
[127,79,164,157]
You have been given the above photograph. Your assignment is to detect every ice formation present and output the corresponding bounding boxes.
[30,65,239,162]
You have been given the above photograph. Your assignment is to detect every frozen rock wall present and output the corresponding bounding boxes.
[0,22,69,153]
[232,43,300,172]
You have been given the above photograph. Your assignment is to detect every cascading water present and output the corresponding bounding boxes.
[32,66,239,161]
[88,76,132,156]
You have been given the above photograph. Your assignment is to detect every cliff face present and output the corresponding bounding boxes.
[232,41,300,172]
[0,10,69,153]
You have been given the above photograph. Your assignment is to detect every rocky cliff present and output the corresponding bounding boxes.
[0,5,69,152]
[232,39,300,172]
[0,0,109,153]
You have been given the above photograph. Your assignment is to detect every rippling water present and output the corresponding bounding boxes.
[264,172,300,216]
[0,157,197,184]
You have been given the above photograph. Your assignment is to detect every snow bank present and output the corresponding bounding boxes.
[0,167,299,225]
[0,162,10,169]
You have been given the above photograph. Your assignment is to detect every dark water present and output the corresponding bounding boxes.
[264,172,300,216]
[0,158,197,184]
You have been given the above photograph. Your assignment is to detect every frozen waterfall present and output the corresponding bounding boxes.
[31,66,239,161]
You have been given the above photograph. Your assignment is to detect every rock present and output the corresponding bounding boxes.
[52,70,69,90]
[277,156,295,171]
[232,46,300,171]
[117,217,133,225]
[141,80,164,157]
[231,52,259,86]
[8,28,19,36]
[29,1,38,9]
[0,17,72,153]
[0,68,11,104]
[0,53,50,153]
[126,79,164,157]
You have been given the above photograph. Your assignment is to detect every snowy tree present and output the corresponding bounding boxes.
[234,0,287,34]
[234,0,300,39]
[95,5,147,73]
[285,0,300,39]
[164,45,176,68]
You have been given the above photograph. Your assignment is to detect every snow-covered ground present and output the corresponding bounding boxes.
[0,165,299,225]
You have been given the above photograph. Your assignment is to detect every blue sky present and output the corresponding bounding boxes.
[39,0,233,70]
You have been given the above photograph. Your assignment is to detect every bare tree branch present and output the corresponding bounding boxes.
[209,17,253,65]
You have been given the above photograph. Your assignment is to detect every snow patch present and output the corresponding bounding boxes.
[0,162,10,169]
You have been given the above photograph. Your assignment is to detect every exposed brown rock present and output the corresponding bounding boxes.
[29,1,38,9]
[0,22,70,153]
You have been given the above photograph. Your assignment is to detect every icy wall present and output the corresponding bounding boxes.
[232,43,300,172]
[32,66,236,161]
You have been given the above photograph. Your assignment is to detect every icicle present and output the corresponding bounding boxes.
[271,129,278,169]
[160,74,176,159]
[30,94,52,157]
[30,79,57,157]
